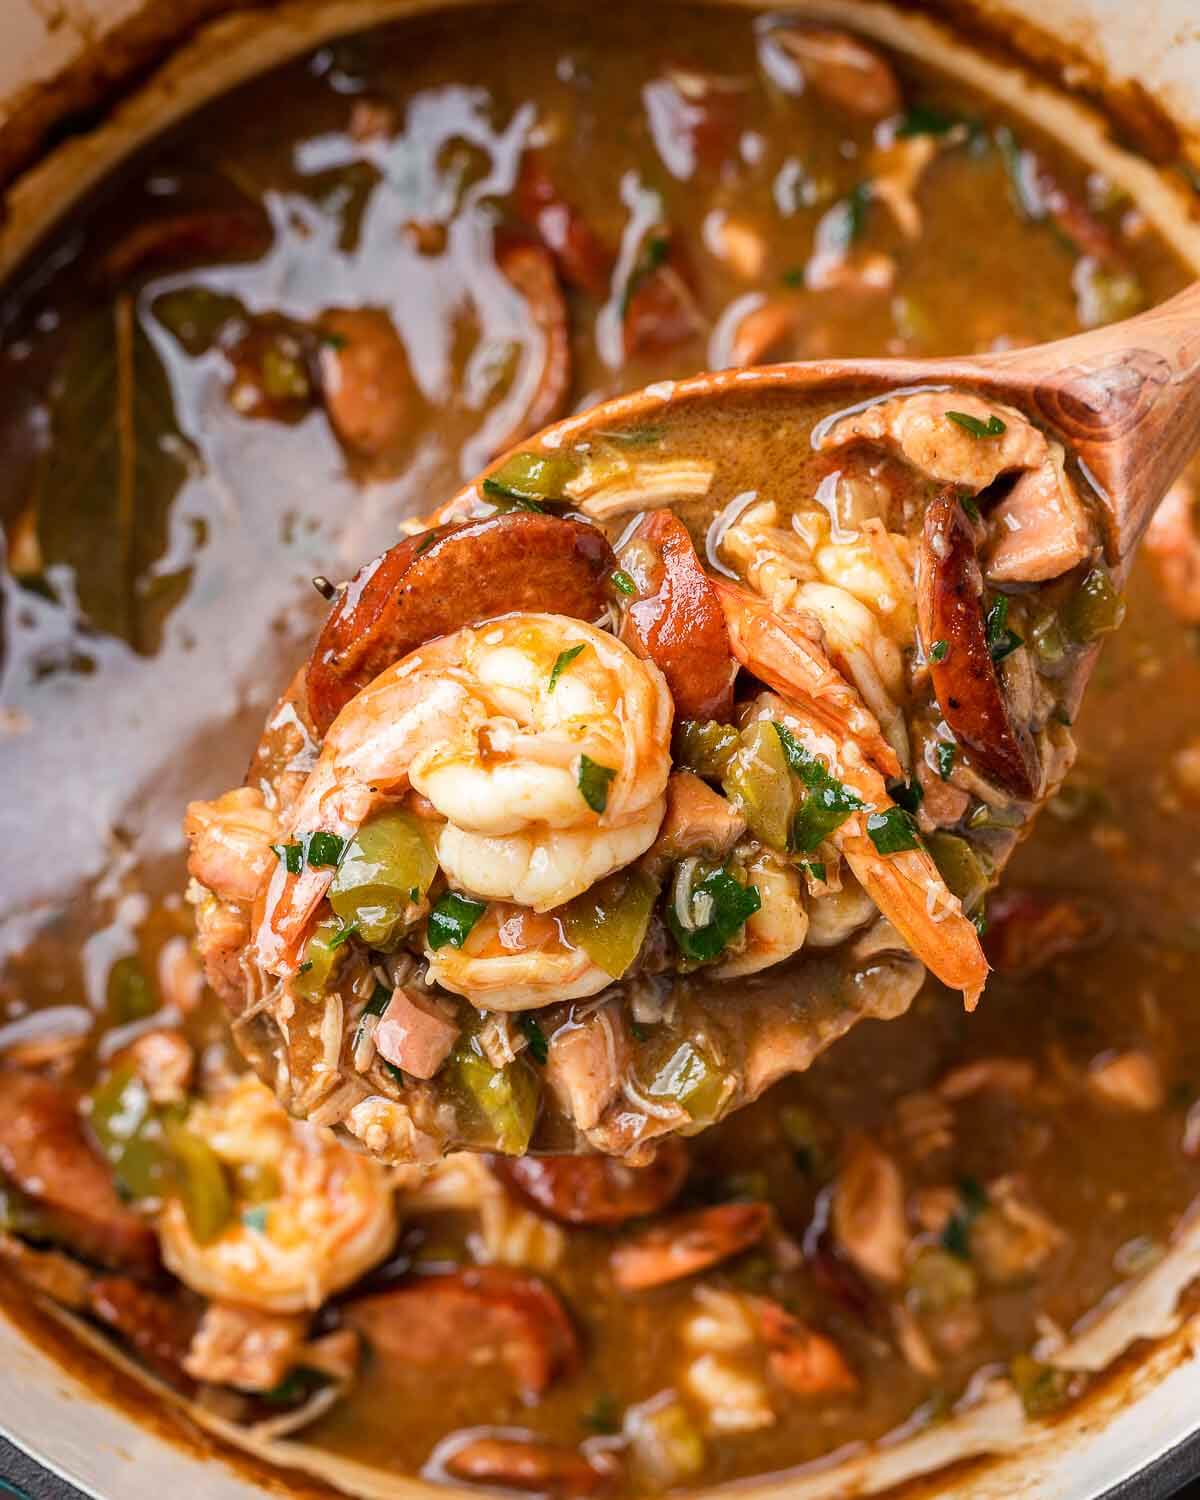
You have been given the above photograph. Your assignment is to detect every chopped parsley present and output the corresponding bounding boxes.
[582,1394,622,1435]
[667,864,762,962]
[519,1013,549,1064]
[866,806,921,854]
[427,892,487,951]
[271,831,345,873]
[481,479,546,512]
[930,639,949,663]
[327,920,359,951]
[621,233,670,316]
[319,330,348,350]
[610,568,637,596]
[936,741,957,781]
[304,831,345,867]
[354,982,392,1049]
[772,721,864,852]
[895,103,959,138]
[272,841,304,875]
[414,529,440,557]
[800,860,827,883]
[549,643,586,690]
[986,595,1024,662]
[888,778,924,815]
[941,1175,989,1260]
[577,754,617,814]
[946,409,1007,439]
[960,492,981,523]
[241,1206,269,1233]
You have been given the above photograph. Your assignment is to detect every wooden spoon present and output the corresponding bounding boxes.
[455,278,1200,584]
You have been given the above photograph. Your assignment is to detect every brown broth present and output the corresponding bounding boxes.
[0,2,1197,1493]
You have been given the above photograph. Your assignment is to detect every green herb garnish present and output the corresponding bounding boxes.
[304,831,345,867]
[667,864,762,962]
[888,778,924,815]
[481,479,546,512]
[327,920,359,951]
[946,409,1007,439]
[427,892,488,951]
[895,104,959,138]
[242,1206,269,1233]
[578,754,617,814]
[930,639,949,663]
[772,721,864,852]
[272,842,304,875]
[610,568,637,596]
[620,233,670,316]
[866,806,921,854]
[960,493,981,523]
[549,643,586,690]
[582,1393,622,1435]
[800,860,827,882]
[986,595,1024,661]
[519,1013,549,1065]
[941,1175,989,1260]
[936,741,957,781]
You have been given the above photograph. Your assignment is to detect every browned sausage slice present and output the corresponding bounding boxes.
[516,153,614,299]
[620,510,737,722]
[89,1276,200,1385]
[917,487,1040,800]
[0,1072,158,1273]
[610,1201,770,1290]
[308,512,616,733]
[102,210,272,281]
[493,232,571,452]
[445,1437,616,1496]
[491,1141,688,1226]
[343,1266,579,1399]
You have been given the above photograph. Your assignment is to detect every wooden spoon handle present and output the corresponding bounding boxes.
[978,280,1200,564]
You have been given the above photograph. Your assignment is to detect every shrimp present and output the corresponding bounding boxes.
[741,691,987,1006]
[716,850,808,978]
[815,392,1045,492]
[428,903,610,1010]
[254,614,672,973]
[713,577,900,781]
[157,1075,397,1313]
[184,786,280,905]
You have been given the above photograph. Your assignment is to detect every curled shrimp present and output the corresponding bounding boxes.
[712,577,900,781]
[428,903,610,1010]
[255,613,672,973]
[158,1076,397,1313]
[715,849,808,979]
[741,690,987,1007]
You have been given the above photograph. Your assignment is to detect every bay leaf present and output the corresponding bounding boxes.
[34,295,190,653]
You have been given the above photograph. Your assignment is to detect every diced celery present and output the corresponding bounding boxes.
[673,719,740,779]
[562,870,658,978]
[927,832,991,913]
[105,954,158,1024]
[294,915,349,1000]
[722,721,795,850]
[451,1040,540,1155]
[1063,566,1125,644]
[87,1066,172,1202]
[647,1040,726,1123]
[329,808,437,947]
[165,1120,234,1245]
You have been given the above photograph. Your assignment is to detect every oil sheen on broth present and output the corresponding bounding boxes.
[0,3,1197,1493]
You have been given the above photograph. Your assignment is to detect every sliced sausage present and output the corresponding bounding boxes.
[317,308,417,458]
[101,209,271,281]
[620,511,737,721]
[0,1071,158,1273]
[343,1266,579,1399]
[917,486,1041,800]
[753,1298,858,1397]
[307,512,615,732]
[516,153,613,299]
[623,237,704,358]
[493,232,572,452]
[89,1276,200,1385]
[492,1141,688,1225]
[445,1437,616,1496]
[610,1202,770,1290]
